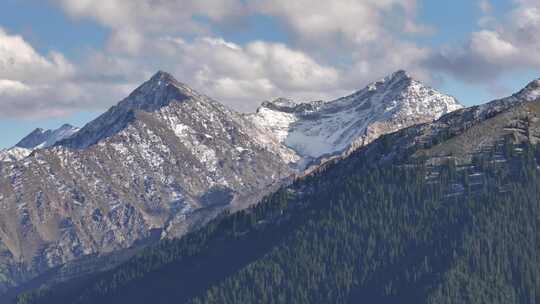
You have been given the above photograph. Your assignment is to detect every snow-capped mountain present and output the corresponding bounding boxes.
[0,70,463,295]
[0,71,293,294]
[0,124,79,162]
[15,76,540,304]
[17,124,79,149]
[248,70,463,165]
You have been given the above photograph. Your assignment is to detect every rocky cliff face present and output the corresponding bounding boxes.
[0,70,463,294]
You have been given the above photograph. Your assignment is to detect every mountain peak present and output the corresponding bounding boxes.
[59,123,76,130]
[517,78,540,102]
[15,128,49,149]
[149,70,178,84]
[118,71,202,113]
[15,124,79,149]
[249,69,462,160]
[57,72,209,149]
[378,70,413,87]
[389,70,411,81]
[145,71,199,97]
[361,70,415,94]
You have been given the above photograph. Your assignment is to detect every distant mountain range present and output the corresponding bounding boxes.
[0,124,79,162]
[12,76,540,304]
[0,69,470,298]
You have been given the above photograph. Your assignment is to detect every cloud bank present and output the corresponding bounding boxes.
[0,0,539,118]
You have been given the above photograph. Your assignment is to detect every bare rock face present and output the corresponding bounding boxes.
[0,71,293,293]
[0,70,464,294]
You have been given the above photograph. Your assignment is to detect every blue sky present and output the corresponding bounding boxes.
[0,0,539,148]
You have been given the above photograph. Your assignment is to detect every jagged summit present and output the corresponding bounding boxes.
[0,68,295,294]
[391,69,410,77]
[57,71,210,149]
[476,77,540,117]
[15,128,47,148]
[146,70,196,94]
[60,123,77,129]
[249,70,463,160]
[384,69,412,83]
[516,78,540,102]
[0,124,79,162]
[361,70,412,92]
[151,70,176,82]
[15,124,79,149]
[118,71,202,113]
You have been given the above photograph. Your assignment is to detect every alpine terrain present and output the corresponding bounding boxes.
[248,70,462,166]
[0,70,461,297]
[0,125,79,163]
[15,77,540,304]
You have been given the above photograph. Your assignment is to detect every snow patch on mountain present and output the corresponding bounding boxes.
[0,124,79,163]
[248,70,463,161]
[478,78,540,116]
[16,124,79,149]
[519,79,540,102]
[0,147,31,162]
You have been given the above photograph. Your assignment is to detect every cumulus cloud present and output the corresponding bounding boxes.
[53,0,247,53]
[428,0,540,82]
[1,0,470,119]
[124,36,342,111]
[0,28,74,82]
[0,27,134,119]
[51,0,434,79]
[0,21,343,117]
[0,28,81,118]
[0,79,30,95]
[252,0,430,47]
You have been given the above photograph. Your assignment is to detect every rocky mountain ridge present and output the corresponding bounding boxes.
[0,71,294,294]
[247,70,463,166]
[0,125,79,163]
[16,75,540,304]
[0,70,462,295]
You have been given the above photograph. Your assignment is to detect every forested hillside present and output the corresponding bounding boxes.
[16,134,540,303]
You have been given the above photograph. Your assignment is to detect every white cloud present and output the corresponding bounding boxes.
[145,37,341,111]
[0,27,133,119]
[252,0,429,47]
[0,79,30,95]
[0,28,74,82]
[429,0,540,82]
[0,20,343,117]
[4,0,486,120]
[54,0,246,53]
[0,27,82,119]
[48,0,435,102]
[470,30,519,61]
